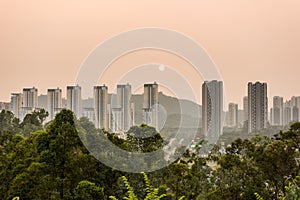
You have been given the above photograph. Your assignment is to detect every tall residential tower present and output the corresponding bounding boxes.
[143,82,158,130]
[21,87,38,119]
[248,82,268,133]
[67,85,82,117]
[23,87,38,108]
[271,96,283,126]
[227,103,238,128]
[202,80,223,137]
[47,88,62,120]
[94,85,109,130]
[111,84,134,133]
[11,93,23,119]
[243,96,248,124]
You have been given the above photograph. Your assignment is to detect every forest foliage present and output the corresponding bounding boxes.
[1,109,300,199]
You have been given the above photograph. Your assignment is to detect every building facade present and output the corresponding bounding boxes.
[67,85,82,117]
[291,96,300,122]
[143,82,158,130]
[21,87,38,120]
[11,93,23,119]
[227,103,238,128]
[23,87,38,108]
[243,96,248,124]
[47,88,62,120]
[83,107,95,124]
[111,84,134,133]
[292,106,299,122]
[94,85,109,130]
[248,82,268,133]
[283,100,292,126]
[0,102,11,111]
[271,96,283,126]
[202,80,223,137]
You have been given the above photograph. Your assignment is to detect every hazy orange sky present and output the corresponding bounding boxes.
[1,0,300,107]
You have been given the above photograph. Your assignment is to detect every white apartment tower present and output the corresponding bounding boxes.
[23,87,38,108]
[291,96,300,107]
[21,87,38,120]
[228,103,238,128]
[291,96,300,122]
[47,88,62,120]
[283,100,292,126]
[94,85,109,130]
[243,96,248,123]
[248,82,268,133]
[67,85,82,117]
[0,102,11,111]
[83,108,95,124]
[271,96,283,126]
[202,80,223,137]
[111,84,134,133]
[281,97,300,125]
[11,93,23,119]
[143,82,158,130]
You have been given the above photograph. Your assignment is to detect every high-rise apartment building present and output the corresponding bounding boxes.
[281,97,300,125]
[243,96,248,123]
[11,93,23,119]
[292,106,299,122]
[143,82,158,130]
[23,87,38,108]
[291,96,300,107]
[291,96,300,122]
[83,108,95,124]
[111,84,134,133]
[248,82,268,133]
[227,103,238,128]
[202,80,223,137]
[47,88,62,120]
[94,85,109,130]
[67,85,82,117]
[283,100,292,126]
[0,102,11,111]
[21,87,38,120]
[271,96,283,126]
[38,94,48,110]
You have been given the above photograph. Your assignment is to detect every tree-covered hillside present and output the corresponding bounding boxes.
[1,109,300,199]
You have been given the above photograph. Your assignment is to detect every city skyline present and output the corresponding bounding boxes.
[2,81,300,111]
[1,1,300,106]
[2,2,300,197]
[3,81,300,134]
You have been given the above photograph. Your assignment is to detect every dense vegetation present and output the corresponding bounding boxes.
[1,109,300,199]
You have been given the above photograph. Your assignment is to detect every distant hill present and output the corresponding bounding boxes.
[82,92,202,130]
[131,92,201,128]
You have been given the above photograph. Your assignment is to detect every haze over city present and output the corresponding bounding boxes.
[2,2,300,199]
[1,0,300,106]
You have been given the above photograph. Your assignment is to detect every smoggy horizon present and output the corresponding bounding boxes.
[1,1,300,106]
[3,80,299,111]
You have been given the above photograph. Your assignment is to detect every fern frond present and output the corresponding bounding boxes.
[254,192,264,200]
